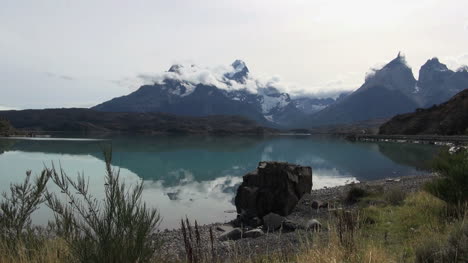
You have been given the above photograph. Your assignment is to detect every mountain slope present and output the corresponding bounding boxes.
[0,109,275,135]
[308,53,419,126]
[379,89,468,135]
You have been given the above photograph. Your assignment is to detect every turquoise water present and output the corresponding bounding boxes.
[0,135,440,229]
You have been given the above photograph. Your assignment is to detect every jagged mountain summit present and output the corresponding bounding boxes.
[307,53,468,127]
[417,58,468,107]
[93,60,342,127]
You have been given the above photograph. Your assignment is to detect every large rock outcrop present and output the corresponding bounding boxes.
[234,162,312,225]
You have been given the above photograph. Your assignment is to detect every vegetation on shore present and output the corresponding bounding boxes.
[0,151,161,263]
[0,118,15,136]
[0,108,275,135]
[0,148,467,262]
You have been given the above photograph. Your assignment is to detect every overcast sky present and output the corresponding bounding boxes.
[1,0,467,109]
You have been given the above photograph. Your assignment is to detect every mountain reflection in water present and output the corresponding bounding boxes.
[0,135,440,229]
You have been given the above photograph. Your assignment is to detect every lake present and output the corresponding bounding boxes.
[0,135,440,229]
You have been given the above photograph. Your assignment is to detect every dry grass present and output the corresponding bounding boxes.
[0,238,70,263]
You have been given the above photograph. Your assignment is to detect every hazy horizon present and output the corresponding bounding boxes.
[1,0,467,110]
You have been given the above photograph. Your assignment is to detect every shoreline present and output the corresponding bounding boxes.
[346,134,468,145]
[157,173,437,261]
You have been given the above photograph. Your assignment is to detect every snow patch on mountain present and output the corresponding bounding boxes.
[259,93,290,114]
[138,61,303,98]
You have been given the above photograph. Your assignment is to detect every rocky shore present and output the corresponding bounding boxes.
[346,134,468,146]
[156,173,436,262]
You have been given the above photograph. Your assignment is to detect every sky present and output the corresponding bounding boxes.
[1,0,467,109]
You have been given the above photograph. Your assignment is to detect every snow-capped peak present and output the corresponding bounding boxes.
[232,60,247,72]
[168,64,198,74]
[225,60,249,83]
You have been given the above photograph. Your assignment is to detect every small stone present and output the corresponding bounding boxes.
[319,202,329,209]
[305,219,322,231]
[263,212,285,232]
[248,216,262,227]
[244,229,264,238]
[311,200,322,209]
[218,228,242,241]
[282,220,298,231]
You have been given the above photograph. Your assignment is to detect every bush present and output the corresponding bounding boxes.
[0,170,50,248]
[345,186,369,204]
[445,221,468,262]
[425,149,468,209]
[383,188,407,206]
[45,151,161,263]
[0,119,14,136]
[415,220,468,263]
[414,238,445,263]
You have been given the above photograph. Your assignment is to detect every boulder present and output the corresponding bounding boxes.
[235,161,312,225]
[262,212,285,232]
[216,224,235,233]
[282,219,299,232]
[244,229,264,238]
[218,228,243,241]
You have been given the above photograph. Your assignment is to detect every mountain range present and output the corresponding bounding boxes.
[93,60,346,128]
[93,54,467,129]
[309,54,468,127]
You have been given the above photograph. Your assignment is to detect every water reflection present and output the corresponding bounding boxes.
[0,135,440,228]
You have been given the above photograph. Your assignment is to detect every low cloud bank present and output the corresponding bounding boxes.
[137,61,358,99]
[0,105,18,111]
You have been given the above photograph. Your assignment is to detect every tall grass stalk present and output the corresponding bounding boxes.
[45,151,161,263]
[0,169,51,260]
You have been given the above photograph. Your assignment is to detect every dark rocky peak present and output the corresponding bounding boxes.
[168,64,183,74]
[362,52,416,94]
[421,58,449,72]
[232,59,248,72]
[225,60,249,83]
[168,64,197,74]
[418,58,453,86]
[383,52,409,69]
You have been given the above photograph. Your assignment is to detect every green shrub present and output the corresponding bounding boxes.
[414,238,445,263]
[415,220,468,263]
[45,151,161,263]
[444,221,468,262]
[345,186,369,204]
[0,170,50,245]
[383,188,407,206]
[425,149,468,209]
[0,119,14,136]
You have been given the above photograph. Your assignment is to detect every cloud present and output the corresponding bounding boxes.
[442,53,468,71]
[135,61,359,99]
[45,72,74,81]
[0,105,18,111]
